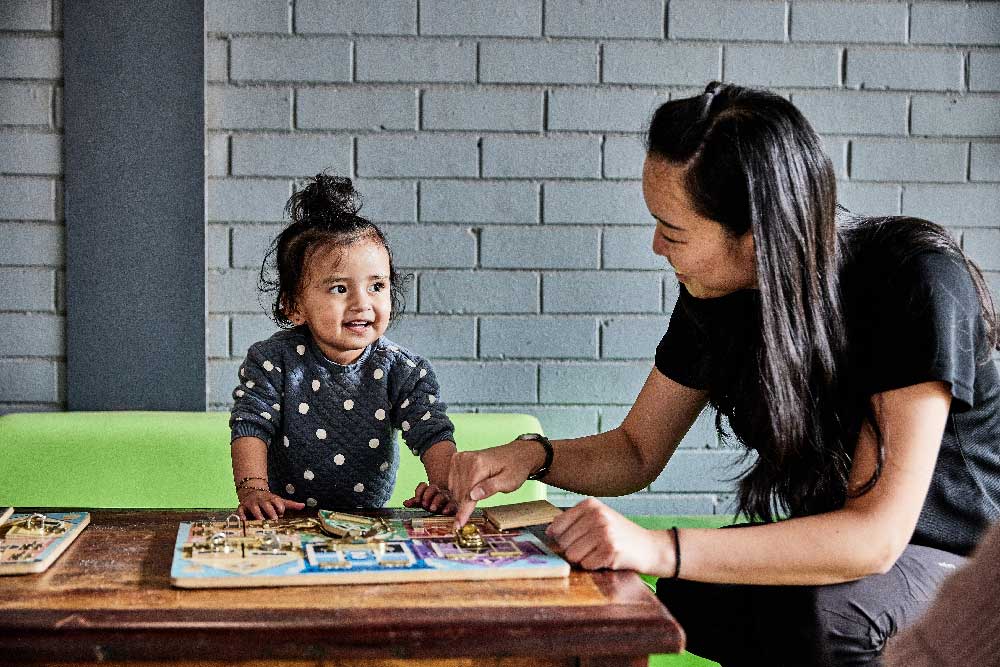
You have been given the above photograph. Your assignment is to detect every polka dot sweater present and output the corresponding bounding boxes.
[230,329,454,509]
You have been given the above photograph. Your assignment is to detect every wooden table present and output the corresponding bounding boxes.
[0,510,684,666]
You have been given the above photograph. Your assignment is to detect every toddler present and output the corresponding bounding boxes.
[230,174,456,520]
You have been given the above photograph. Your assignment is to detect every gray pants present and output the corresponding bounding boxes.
[656,543,966,667]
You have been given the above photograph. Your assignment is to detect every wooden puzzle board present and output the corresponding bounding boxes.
[170,511,569,588]
[0,511,91,575]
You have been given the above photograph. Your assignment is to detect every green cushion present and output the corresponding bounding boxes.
[0,411,545,509]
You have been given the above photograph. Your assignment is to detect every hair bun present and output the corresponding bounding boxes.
[285,173,362,225]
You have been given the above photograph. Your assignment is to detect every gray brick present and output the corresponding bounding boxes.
[357,135,478,177]
[208,358,242,405]
[544,271,661,313]
[0,133,60,175]
[851,140,967,182]
[837,182,900,216]
[0,222,61,265]
[548,88,666,133]
[0,83,50,126]
[423,89,542,132]
[911,3,1000,46]
[206,86,291,129]
[0,314,62,357]
[231,224,278,269]
[547,0,663,38]
[0,177,54,220]
[481,227,599,269]
[480,316,598,359]
[0,37,59,78]
[911,97,1000,137]
[383,224,477,268]
[231,37,351,82]
[603,42,720,85]
[231,134,351,177]
[790,2,906,43]
[206,0,289,33]
[545,181,648,225]
[354,179,416,222]
[662,276,681,311]
[597,405,631,430]
[791,91,907,136]
[845,49,963,91]
[207,315,230,358]
[1,0,51,30]
[206,133,229,177]
[482,136,600,178]
[0,360,58,402]
[670,0,784,41]
[207,179,291,221]
[296,0,416,35]
[232,315,282,355]
[0,268,54,310]
[902,184,1000,228]
[971,143,1000,182]
[601,316,667,359]
[822,136,848,180]
[298,88,415,130]
[539,361,648,404]
[681,408,722,449]
[603,136,646,179]
[421,0,541,37]
[386,315,476,358]
[480,40,598,84]
[207,269,262,312]
[564,494,722,516]
[469,406,598,440]
[603,227,662,269]
[726,45,839,88]
[964,229,1000,271]
[650,449,745,493]
[434,361,537,403]
[357,39,475,83]
[420,271,538,313]
[970,53,1000,92]
[206,224,231,269]
[421,181,538,223]
[207,38,229,82]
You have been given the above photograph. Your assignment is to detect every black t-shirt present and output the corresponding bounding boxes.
[655,234,1000,556]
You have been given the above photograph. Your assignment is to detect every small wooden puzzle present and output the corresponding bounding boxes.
[170,510,569,588]
[0,510,91,575]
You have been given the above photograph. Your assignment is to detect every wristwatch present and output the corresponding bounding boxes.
[517,433,553,481]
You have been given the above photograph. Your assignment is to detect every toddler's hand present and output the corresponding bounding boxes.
[237,488,306,520]
[403,482,457,515]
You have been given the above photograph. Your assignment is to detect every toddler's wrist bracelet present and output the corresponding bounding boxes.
[236,476,267,489]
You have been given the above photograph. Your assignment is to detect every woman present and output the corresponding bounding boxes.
[447,82,1000,666]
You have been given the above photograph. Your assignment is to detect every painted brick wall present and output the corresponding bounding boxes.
[4,0,1000,515]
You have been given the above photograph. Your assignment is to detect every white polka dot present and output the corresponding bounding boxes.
[400,398,410,409]
[283,436,289,447]
[296,345,306,355]
[303,470,314,481]
[375,409,386,421]
[421,411,431,421]
[261,412,271,421]
[316,429,327,440]
[311,379,320,392]
[406,359,417,368]
[272,403,280,411]
[402,421,410,431]
[235,389,245,398]
[285,483,295,494]
[343,399,354,410]
[389,346,399,352]
[306,497,317,507]
[245,380,255,389]
[419,368,427,378]
[428,394,436,404]
[353,483,364,493]
[298,402,309,415]
[262,360,274,372]
[334,454,345,466]
[380,461,389,471]
[369,438,379,448]
[373,368,384,380]
[235,417,243,421]
[240,367,245,378]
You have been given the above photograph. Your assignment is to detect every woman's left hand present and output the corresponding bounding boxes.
[403,481,457,515]
[546,498,674,575]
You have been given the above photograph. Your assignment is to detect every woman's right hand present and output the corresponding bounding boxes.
[236,488,306,520]
[448,442,541,527]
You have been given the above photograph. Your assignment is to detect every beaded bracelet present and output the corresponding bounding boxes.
[236,485,269,496]
[236,476,267,489]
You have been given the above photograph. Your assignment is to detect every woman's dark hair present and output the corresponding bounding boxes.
[646,82,998,522]
[259,173,408,328]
